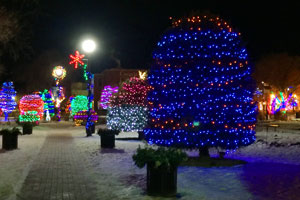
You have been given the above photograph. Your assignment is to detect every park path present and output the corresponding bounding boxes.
[17,132,99,200]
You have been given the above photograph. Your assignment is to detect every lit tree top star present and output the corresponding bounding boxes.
[69,50,85,69]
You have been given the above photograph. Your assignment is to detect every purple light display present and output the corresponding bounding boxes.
[99,85,118,109]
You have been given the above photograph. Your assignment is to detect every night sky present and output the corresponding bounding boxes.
[2,0,300,87]
[30,1,299,69]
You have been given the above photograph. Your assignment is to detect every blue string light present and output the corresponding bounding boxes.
[0,82,17,121]
[145,15,257,150]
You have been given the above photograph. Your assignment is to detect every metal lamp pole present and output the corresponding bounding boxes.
[81,39,96,137]
[85,60,94,136]
[69,39,96,136]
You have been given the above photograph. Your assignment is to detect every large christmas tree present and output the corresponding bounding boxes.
[107,77,150,131]
[145,15,257,150]
[0,82,17,121]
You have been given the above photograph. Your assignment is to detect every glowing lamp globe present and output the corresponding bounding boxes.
[82,39,96,53]
[55,69,63,76]
[52,66,66,80]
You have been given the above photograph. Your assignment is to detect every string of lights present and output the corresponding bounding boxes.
[19,95,44,120]
[40,89,55,118]
[0,82,17,121]
[71,95,88,116]
[107,77,150,131]
[100,85,119,109]
[145,15,257,150]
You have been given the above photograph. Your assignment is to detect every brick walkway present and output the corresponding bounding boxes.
[17,133,98,200]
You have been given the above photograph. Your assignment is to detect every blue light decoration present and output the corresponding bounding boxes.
[85,72,94,134]
[0,82,17,121]
[145,15,257,150]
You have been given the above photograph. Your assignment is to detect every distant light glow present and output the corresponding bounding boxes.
[267,92,297,114]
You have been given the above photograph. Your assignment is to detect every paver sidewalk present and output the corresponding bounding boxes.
[17,133,98,200]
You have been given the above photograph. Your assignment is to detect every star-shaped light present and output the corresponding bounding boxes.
[139,71,147,80]
[69,51,85,69]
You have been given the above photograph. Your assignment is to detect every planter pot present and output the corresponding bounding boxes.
[2,132,18,150]
[138,131,145,140]
[91,123,95,134]
[23,124,33,135]
[101,134,115,148]
[86,123,95,136]
[147,164,177,197]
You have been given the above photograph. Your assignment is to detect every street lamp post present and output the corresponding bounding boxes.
[82,39,96,136]
[52,66,66,121]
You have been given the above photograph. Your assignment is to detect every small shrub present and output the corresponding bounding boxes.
[133,145,187,169]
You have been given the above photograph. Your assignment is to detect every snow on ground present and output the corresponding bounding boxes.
[73,123,300,200]
[0,123,47,200]
[1,121,300,200]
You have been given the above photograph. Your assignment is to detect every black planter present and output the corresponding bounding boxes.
[101,134,115,148]
[86,123,95,136]
[91,123,95,134]
[23,124,33,135]
[2,132,18,150]
[138,131,145,140]
[147,164,177,197]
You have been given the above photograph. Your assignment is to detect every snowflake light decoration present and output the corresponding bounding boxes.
[69,51,85,69]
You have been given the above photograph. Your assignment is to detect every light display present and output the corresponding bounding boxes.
[19,111,40,123]
[85,72,94,134]
[99,85,119,109]
[111,77,149,106]
[68,49,93,136]
[74,110,98,126]
[267,92,297,114]
[0,82,17,121]
[51,86,65,121]
[139,71,147,80]
[65,96,74,113]
[107,105,148,131]
[107,77,150,131]
[52,66,66,85]
[19,95,44,120]
[69,50,85,69]
[40,89,55,118]
[145,15,257,150]
[82,63,88,81]
[51,87,65,108]
[71,95,88,116]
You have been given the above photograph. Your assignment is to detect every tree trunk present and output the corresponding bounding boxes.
[199,146,210,158]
